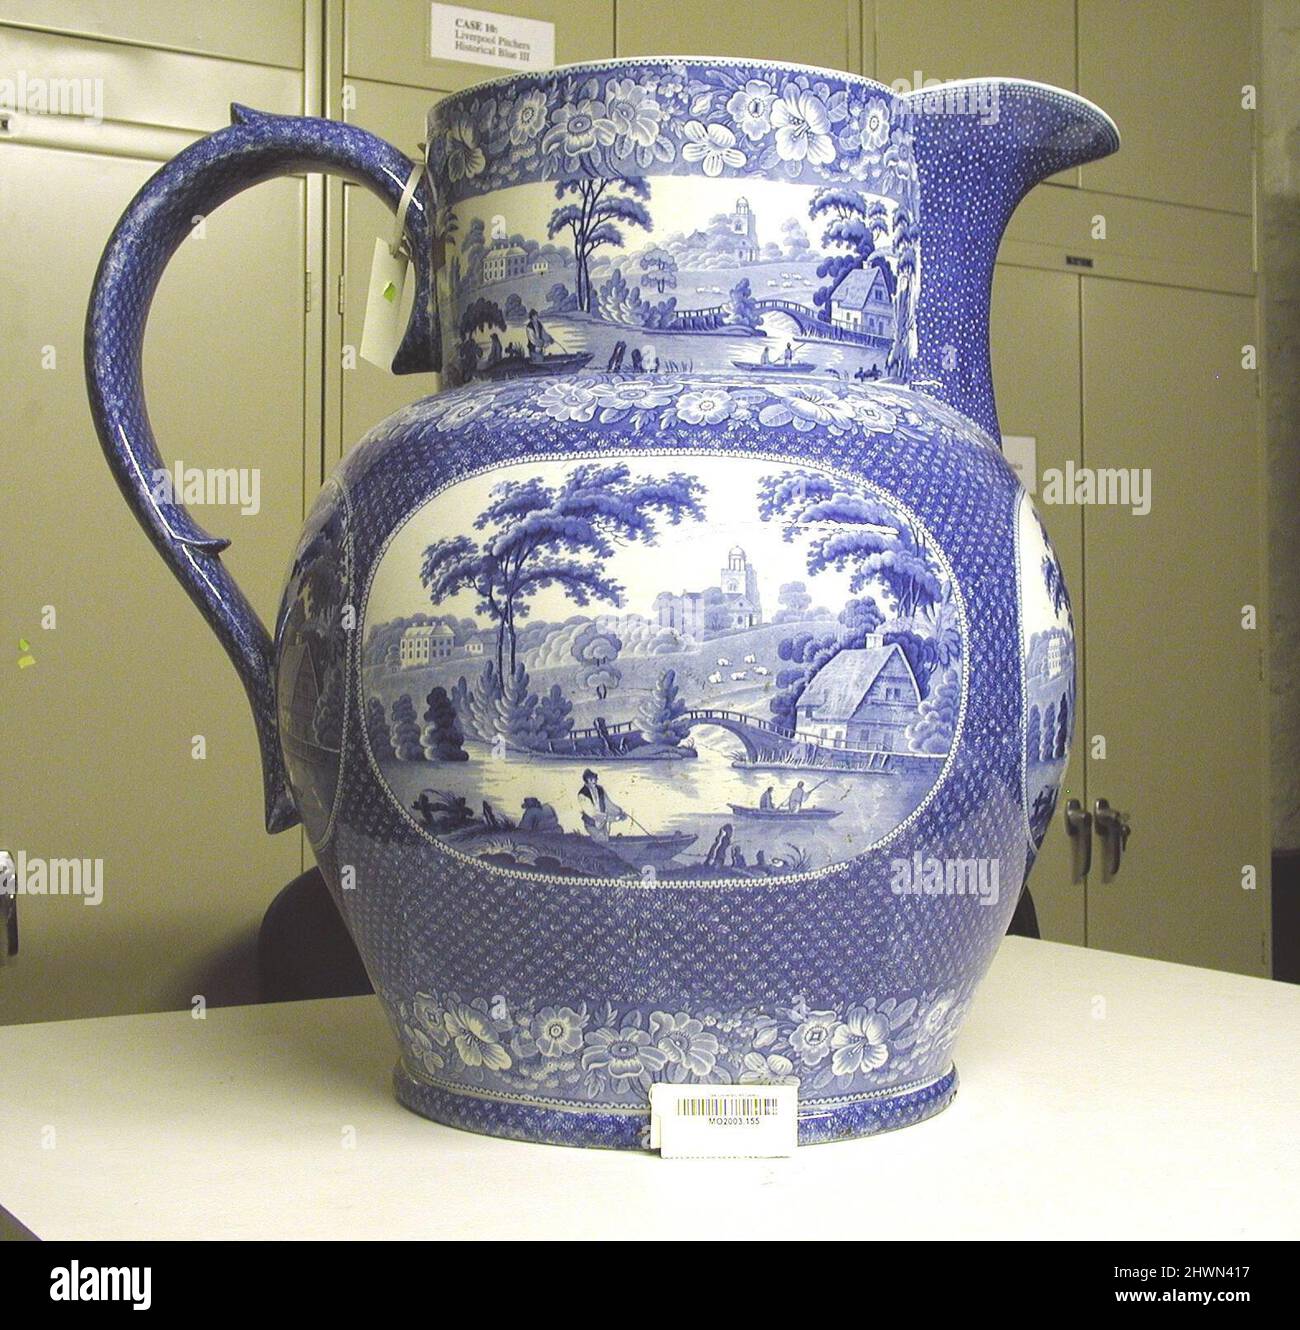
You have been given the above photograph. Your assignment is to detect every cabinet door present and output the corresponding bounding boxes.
[1081,280,1267,975]
[989,264,1086,944]
[0,139,307,1023]
[1078,0,1254,214]
[615,0,862,72]
[870,0,1075,87]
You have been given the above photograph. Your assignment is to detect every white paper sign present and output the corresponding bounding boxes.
[1001,434,1038,493]
[430,3,555,70]
[359,238,410,370]
[650,1084,798,1159]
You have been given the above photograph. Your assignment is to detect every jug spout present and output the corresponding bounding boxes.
[905,80,1119,440]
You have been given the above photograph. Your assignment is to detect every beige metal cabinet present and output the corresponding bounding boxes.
[869,0,1076,87]
[1078,0,1254,214]
[615,0,862,71]
[1081,281,1268,974]
[0,33,309,1023]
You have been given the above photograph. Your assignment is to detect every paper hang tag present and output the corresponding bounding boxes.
[649,1083,798,1159]
[359,237,410,370]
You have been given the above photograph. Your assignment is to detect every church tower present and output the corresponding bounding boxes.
[721,545,762,621]
[731,196,758,263]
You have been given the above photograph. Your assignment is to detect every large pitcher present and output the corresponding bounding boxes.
[86,58,1118,1148]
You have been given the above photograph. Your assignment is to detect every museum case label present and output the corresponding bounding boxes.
[429,4,555,70]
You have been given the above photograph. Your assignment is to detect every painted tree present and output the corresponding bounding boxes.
[727,276,761,328]
[1054,691,1070,760]
[781,216,813,259]
[449,675,479,742]
[774,580,813,622]
[456,297,506,380]
[837,596,884,642]
[638,668,691,747]
[1027,705,1042,765]
[422,462,705,685]
[758,469,944,620]
[885,206,916,380]
[365,695,392,759]
[469,662,501,744]
[535,684,574,748]
[907,667,960,754]
[570,623,623,699]
[1042,701,1057,762]
[639,247,678,294]
[548,176,652,313]
[545,281,578,313]
[492,663,542,750]
[421,686,468,762]
[390,694,423,761]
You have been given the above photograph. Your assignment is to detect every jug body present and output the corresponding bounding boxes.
[88,59,1117,1148]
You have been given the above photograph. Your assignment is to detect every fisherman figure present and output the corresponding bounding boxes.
[759,786,776,811]
[783,780,807,814]
[783,341,794,366]
[520,796,560,833]
[706,823,733,868]
[526,308,547,360]
[579,768,626,842]
[760,345,771,365]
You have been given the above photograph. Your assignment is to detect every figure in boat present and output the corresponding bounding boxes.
[525,308,548,361]
[759,785,775,811]
[784,780,807,813]
[760,345,771,366]
[579,768,626,842]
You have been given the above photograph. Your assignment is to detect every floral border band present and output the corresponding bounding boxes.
[384,982,972,1110]
[427,59,918,204]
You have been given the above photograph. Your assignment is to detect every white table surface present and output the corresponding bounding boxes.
[1,936,1297,1241]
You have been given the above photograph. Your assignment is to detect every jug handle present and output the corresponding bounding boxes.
[85,104,440,833]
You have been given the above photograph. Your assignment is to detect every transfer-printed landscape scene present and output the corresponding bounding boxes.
[437,175,917,387]
[360,456,962,881]
[1019,493,1075,850]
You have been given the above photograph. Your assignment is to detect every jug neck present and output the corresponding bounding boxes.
[905,80,1119,439]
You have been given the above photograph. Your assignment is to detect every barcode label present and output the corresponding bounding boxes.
[650,1083,797,1158]
[675,1096,782,1118]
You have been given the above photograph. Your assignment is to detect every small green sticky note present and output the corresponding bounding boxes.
[382,281,398,303]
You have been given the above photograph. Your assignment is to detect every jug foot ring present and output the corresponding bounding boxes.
[391,1061,958,1150]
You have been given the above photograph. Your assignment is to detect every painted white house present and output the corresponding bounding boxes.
[829,263,896,341]
[483,244,528,283]
[400,624,454,667]
[797,636,921,751]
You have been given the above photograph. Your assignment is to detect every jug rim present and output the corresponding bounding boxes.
[429,58,1118,142]
[429,55,896,107]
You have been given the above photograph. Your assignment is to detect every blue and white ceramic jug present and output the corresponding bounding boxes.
[87,59,1117,1147]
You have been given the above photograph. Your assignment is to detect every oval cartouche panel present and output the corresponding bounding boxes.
[361,452,966,882]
